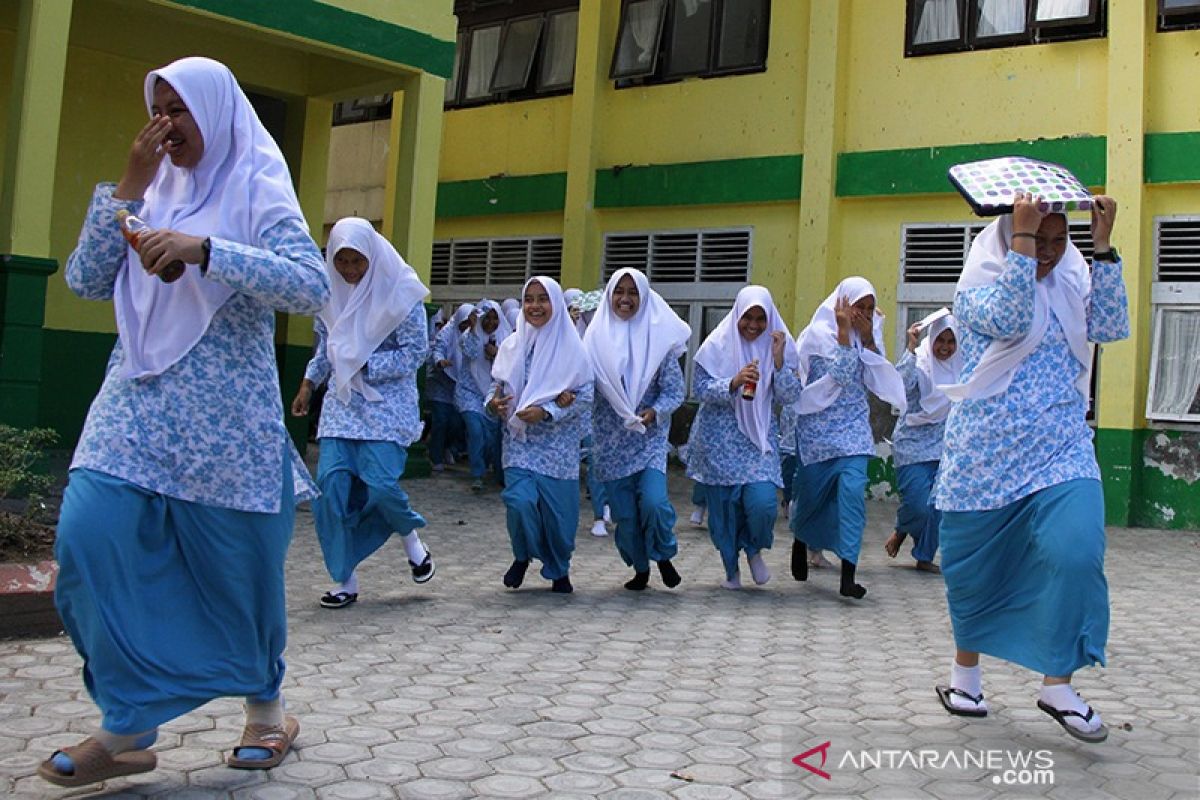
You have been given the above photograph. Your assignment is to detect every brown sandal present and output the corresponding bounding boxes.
[227,715,300,769]
[37,737,156,787]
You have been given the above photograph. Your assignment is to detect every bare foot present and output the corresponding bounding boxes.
[884,532,902,558]
[915,561,942,574]
[808,550,832,568]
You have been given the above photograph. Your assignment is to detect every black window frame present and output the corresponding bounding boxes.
[904,0,1106,58]
[610,0,770,87]
[1158,0,1200,31]
[445,0,580,109]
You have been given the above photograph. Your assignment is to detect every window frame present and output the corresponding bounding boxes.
[1146,215,1200,424]
[905,0,1106,58]
[611,0,769,86]
[489,13,548,94]
[446,1,580,109]
[537,8,581,92]
[1158,0,1200,32]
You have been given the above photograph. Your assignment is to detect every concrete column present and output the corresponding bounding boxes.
[1095,0,1152,524]
[559,0,615,290]
[0,0,72,428]
[383,71,446,284]
[791,0,848,330]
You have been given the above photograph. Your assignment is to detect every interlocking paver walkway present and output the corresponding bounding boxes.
[2,464,1197,799]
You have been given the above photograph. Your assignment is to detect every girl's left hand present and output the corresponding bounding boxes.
[771,331,787,368]
[137,229,205,277]
[484,343,498,359]
[516,406,547,424]
[555,391,575,408]
[638,408,656,427]
[1090,195,1117,252]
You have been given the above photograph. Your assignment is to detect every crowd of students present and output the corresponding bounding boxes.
[38,56,1128,789]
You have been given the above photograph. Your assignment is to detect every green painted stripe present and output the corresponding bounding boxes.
[594,155,803,208]
[836,137,1107,197]
[1145,132,1200,184]
[167,0,456,78]
[436,173,568,218]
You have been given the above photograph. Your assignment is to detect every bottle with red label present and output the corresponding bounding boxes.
[741,359,759,401]
[117,210,186,283]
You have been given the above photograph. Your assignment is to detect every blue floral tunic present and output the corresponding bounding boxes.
[685,365,803,488]
[936,251,1129,512]
[591,358,685,483]
[486,351,594,481]
[890,351,946,467]
[303,304,428,447]
[67,183,328,513]
[456,329,493,415]
[795,348,876,466]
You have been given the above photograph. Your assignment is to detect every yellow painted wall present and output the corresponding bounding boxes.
[439,96,574,181]
[1147,27,1200,133]
[0,26,13,195]
[434,212,565,241]
[843,0,1108,151]
[596,0,809,167]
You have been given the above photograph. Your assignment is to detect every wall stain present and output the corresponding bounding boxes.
[1143,431,1200,485]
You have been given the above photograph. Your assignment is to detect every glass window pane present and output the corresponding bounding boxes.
[702,305,732,341]
[446,32,466,104]
[1149,308,1200,418]
[715,0,769,70]
[491,16,545,93]
[539,10,579,90]
[1034,0,1090,22]
[612,0,667,79]
[664,0,714,77]
[1164,0,1200,10]
[464,25,503,101]
[976,0,1027,38]
[913,0,962,44]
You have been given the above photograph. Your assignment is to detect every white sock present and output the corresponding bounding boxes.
[949,661,987,711]
[1040,683,1102,732]
[245,697,285,727]
[401,533,428,565]
[337,572,359,596]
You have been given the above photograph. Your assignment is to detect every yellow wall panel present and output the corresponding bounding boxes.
[439,97,574,180]
[1148,28,1200,133]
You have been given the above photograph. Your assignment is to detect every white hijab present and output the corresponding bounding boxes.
[583,268,692,434]
[564,288,588,337]
[435,303,474,382]
[501,297,520,327]
[904,308,963,426]
[940,214,1091,402]
[794,277,907,414]
[318,218,427,403]
[466,299,513,397]
[694,286,796,455]
[429,307,447,340]
[115,57,306,379]
[492,276,593,441]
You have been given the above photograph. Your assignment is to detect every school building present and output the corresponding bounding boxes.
[0,0,455,451]
[386,0,1193,530]
[3,1,1197,530]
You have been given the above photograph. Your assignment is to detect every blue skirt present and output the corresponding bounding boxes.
[54,460,295,734]
[502,468,579,580]
[314,438,426,583]
[789,456,869,562]
[941,479,1108,676]
[895,461,941,563]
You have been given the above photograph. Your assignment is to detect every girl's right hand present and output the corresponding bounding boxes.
[1011,192,1046,235]
[290,381,313,417]
[731,361,760,391]
[834,296,854,334]
[906,323,920,353]
[489,393,512,417]
[115,116,172,201]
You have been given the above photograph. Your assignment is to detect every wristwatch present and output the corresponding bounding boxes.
[199,237,212,274]
[1092,246,1119,262]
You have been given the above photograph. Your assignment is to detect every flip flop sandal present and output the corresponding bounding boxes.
[227,715,300,770]
[1037,700,1109,743]
[936,684,988,717]
[37,737,156,788]
[319,591,357,609]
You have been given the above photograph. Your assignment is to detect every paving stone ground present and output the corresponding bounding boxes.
[1,460,1197,799]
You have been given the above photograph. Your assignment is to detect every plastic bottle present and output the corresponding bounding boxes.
[117,210,186,283]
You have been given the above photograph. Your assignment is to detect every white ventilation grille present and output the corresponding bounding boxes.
[603,228,752,283]
[902,220,1095,284]
[430,236,563,286]
[1156,218,1200,282]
